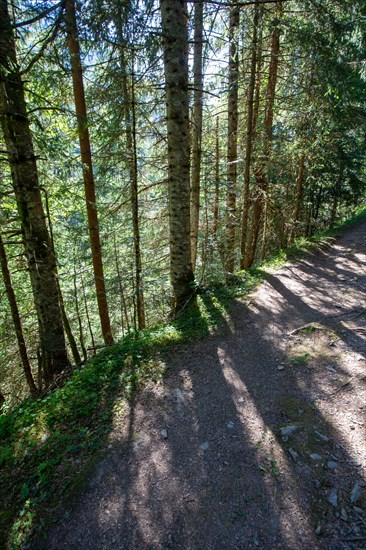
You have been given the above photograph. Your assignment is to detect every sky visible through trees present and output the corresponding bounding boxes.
[0,0,365,400]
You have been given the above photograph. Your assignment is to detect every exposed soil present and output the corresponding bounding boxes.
[45,221,365,550]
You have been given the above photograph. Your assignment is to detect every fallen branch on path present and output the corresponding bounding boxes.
[288,307,365,336]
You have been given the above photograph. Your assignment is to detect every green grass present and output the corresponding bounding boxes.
[1,206,365,548]
[0,290,237,549]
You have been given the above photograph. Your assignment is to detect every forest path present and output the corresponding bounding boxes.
[46,221,366,550]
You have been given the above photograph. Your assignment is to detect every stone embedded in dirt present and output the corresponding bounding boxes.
[314,480,321,489]
[227,421,235,429]
[280,425,301,440]
[200,441,209,451]
[238,397,245,403]
[172,388,185,403]
[314,430,329,442]
[350,482,361,504]
[310,453,322,461]
[288,448,299,462]
[325,365,337,372]
[277,365,285,371]
[328,488,338,507]
[341,507,349,521]
[327,461,338,470]
[160,429,168,439]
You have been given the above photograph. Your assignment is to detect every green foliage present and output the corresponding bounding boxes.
[0,287,232,548]
[1,208,365,547]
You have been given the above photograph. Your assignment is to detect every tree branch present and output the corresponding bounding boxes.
[13,2,63,28]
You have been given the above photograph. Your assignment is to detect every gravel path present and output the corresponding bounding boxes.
[45,221,366,550]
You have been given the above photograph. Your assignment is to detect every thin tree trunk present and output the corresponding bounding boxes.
[81,273,96,353]
[200,178,210,281]
[314,185,322,221]
[161,0,195,311]
[244,2,282,268]
[43,188,81,365]
[190,0,204,271]
[260,193,269,260]
[116,7,146,330]
[73,263,87,361]
[65,0,113,345]
[0,231,37,395]
[240,0,259,268]
[225,2,240,273]
[113,234,130,333]
[212,116,220,235]
[0,0,69,386]
[288,153,305,244]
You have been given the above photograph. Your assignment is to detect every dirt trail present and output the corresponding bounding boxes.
[46,222,366,550]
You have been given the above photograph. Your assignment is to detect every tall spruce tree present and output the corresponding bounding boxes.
[0,0,69,386]
[161,0,195,310]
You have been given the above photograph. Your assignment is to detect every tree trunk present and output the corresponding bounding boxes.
[288,153,305,244]
[0,231,37,395]
[43,188,81,365]
[190,0,204,271]
[161,0,194,311]
[260,190,269,261]
[73,264,87,362]
[225,2,240,273]
[115,7,146,330]
[65,0,113,345]
[81,273,96,353]
[244,2,282,268]
[0,0,69,386]
[240,0,260,268]
[212,116,220,236]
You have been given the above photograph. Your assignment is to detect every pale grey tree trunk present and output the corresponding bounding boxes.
[161,0,194,310]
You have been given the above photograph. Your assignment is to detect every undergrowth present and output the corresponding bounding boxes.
[0,206,365,548]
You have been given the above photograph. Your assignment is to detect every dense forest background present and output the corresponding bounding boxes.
[1,0,365,406]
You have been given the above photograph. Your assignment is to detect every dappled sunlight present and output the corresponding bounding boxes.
[217,346,316,546]
[217,345,266,441]
[43,221,366,549]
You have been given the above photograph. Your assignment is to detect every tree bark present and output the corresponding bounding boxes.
[240,0,259,268]
[161,0,194,311]
[73,264,87,362]
[244,2,282,268]
[288,153,305,243]
[212,116,220,235]
[115,6,146,330]
[190,0,204,271]
[43,188,81,365]
[225,2,240,273]
[0,0,69,386]
[65,0,113,345]
[0,231,37,395]
[114,234,130,334]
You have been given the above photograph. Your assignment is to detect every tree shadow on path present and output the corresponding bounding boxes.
[44,223,366,550]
